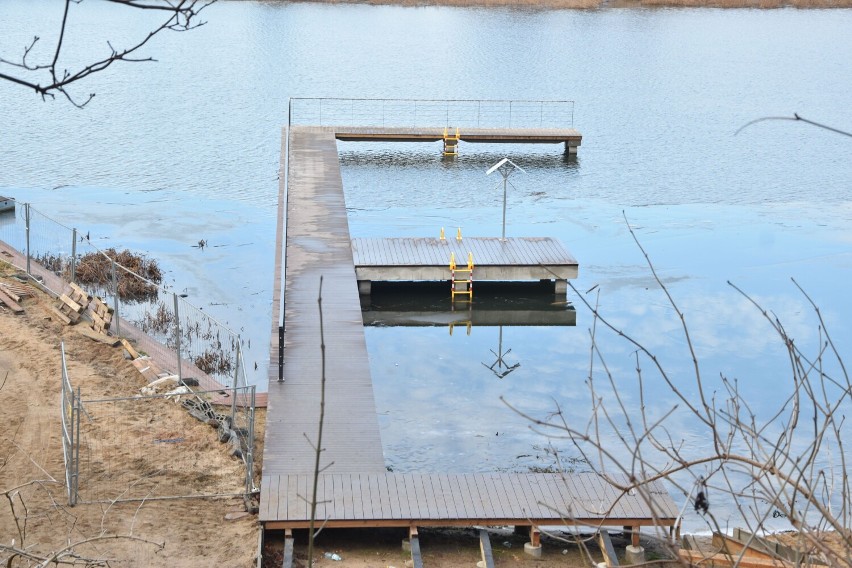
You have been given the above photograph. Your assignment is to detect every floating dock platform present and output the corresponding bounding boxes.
[352,236,578,296]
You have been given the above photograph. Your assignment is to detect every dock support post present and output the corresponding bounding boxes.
[523,526,542,558]
[477,529,495,568]
[554,279,568,296]
[404,526,423,568]
[357,280,371,296]
[282,529,294,568]
[565,142,578,155]
[598,529,620,567]
[624,526,645,564]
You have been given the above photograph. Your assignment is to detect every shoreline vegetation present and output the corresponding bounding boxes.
[252,0,852,9]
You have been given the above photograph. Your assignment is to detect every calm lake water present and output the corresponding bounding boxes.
[1,0,850,532]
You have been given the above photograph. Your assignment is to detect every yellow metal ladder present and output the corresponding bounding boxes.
[450,251,474,301]
[442,126,460,156]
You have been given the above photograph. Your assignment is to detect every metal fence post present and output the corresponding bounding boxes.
[71,228,77,283]
[173,293,182,382]
[231,339,241,424]
[72,386,81,506]
[246,385,256,498]
[111,261,121,337]
[24,202,31,276]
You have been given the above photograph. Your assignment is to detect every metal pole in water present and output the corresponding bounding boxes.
[231,338,240,424]
[71,228,77,283]
[111,261,121,337]
[173,292,183,383]
[25,203,31,276]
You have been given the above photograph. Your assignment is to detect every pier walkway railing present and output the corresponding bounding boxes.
[289,97,575,129]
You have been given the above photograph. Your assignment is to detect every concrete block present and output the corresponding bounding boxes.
[625,545,645,564]
[523,542,542,558]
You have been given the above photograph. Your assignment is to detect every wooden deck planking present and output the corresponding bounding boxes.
[495,472,525,518]
[352,237,577,268]
[260,473,678,527]
[372,473,387,519]
[358,473,372,519]
[513,474,540,519]
[402,474,422,519]
[525,474,553,519]
[457,475,478,520]
[432,474,453,519]
[471,474,492,516]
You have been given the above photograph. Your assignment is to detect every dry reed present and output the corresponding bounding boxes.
[75,248,162,301]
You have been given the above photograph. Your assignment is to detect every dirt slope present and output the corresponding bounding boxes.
[0,265,259,567]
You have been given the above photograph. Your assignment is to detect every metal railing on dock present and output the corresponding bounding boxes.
[289,97,575,129]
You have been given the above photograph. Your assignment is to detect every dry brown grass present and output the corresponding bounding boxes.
[76,248,162,301]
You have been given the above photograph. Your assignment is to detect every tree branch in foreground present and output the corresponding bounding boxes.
[0,0,214,107]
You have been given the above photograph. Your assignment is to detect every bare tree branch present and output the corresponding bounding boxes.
[507,218,851,566]
[735,113,852,138]
[0,0,215,107]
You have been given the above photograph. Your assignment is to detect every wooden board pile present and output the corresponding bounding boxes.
[51,282,117,339]
[679,530,827,567]
[0,280,30,314]
[90,295,114,334]
[53,282,91,325]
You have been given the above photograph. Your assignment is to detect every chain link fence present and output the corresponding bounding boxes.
[60,341,256,505]
[289,97,576,129]
[0,200,251,391]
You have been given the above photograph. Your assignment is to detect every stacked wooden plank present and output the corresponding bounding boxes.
[90,295,114,334]
[678,531,825,568]
[0,281,32,301]
[0,282,24,314]
[52,282,92,325]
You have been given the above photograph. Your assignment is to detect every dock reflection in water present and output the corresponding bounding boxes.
[361,281,576,328]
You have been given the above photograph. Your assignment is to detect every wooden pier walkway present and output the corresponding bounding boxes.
[262,122,677,544]
[263,127,385,475]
